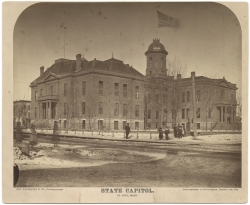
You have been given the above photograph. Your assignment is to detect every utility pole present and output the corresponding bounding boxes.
[191,72,197,139]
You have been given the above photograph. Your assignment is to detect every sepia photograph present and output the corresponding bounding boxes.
[3,1,247,203]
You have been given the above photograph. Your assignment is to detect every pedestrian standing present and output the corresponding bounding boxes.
[52,121,60,147]
[174,124,177,138]
[177,124,182,138]
[29,124,37,146]
[158,128,163,140]
[165,127,169,140]
[125,123,130,139]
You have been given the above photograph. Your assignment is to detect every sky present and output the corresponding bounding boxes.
[13,2,242,100]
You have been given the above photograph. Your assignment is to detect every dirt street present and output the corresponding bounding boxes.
[15,137,241,187]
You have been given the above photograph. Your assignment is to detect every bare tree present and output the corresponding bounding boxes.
[85,92,99,130]
[166,57,187,78]
[14,102,29,127]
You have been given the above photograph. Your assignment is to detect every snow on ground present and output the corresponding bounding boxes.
[14,142,166,170]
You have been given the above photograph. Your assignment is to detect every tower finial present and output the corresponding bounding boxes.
[112,52,114,58]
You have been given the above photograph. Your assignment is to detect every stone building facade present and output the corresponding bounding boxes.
[30,55,145,130]
[30,38,238,131]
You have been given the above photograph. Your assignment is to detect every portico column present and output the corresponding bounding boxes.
[48,101,51,120]
[220,106,223,122]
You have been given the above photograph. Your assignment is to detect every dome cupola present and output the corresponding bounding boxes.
[145,38,168,55]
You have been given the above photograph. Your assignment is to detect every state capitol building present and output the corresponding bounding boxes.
[30,39,238,131]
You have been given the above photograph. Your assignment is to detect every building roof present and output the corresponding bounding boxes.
[173,76,237,90]
[31,56,144,85]
[145,38,168,55]
[14,100,31,103]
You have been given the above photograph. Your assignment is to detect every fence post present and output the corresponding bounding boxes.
[137,129,138,139]
[150,130,152,139]
[92,129,93,136]
[112,130,114,137]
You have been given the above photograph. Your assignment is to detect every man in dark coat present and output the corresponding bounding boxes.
[159,128,163,140]
[125,123,130,139]
[165,127,170,140]
[177,124,182,138]
[174,124,177,138]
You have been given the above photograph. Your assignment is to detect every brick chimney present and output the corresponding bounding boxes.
[177,73,181,80]
[40,66,44,76]
[76,54,82,70]
[191,71,195,77]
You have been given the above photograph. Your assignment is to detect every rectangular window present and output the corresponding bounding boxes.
[40,89,43,97]
[82,81,86,95]
[28,112,30,118]
[114,121,118,130]
[197,123,200,129]
[186,108,190,119]
[35,91,38,101]
[123,84,127,97]
[182,92,185,102]
[221,90,224,100]
[82,120,85,129]
[28,105,30,110]
[98,120,103,130]
[64,103,67,115]
[148,109,151,119]
[208,107,212,118]
[231,93,233,101]
[163,94,166,103]
[135,105,139,117]
[123,121,126,130]
[135,122,139,130]
[156,94,159,103]
[196,90,201,101]
[64,120,67,129]
[99,102,103,115]
[135,86,139,98]
[186,91,190,102]
[123,104,127,116]
[196,107,200,118]
[156,110,159,119]
[64,84,67,96]
[148,123,151,129]
[182,108,185,119]
[148,93,151,103]
[51,85,53,95]
[114,103,119,116]
[82,102,85,115]
[114,83,119,96]
[34,107,37,119]
[99,81,103,95]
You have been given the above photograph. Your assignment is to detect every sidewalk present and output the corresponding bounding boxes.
[21,129,242,145]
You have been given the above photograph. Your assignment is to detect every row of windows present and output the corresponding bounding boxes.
[147,93,167,103]
[63,102,140,117]
[60,120,140,130]
[146,107,212,120]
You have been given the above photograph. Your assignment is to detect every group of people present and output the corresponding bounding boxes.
[28,121,60,147]
[158,127,170,140]
[173,124,186,138]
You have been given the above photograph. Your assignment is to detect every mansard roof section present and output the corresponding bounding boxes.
[175,75,237,89]
[78,57,144,78]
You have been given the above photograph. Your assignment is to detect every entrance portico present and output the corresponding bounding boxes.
[216,104,236,123]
